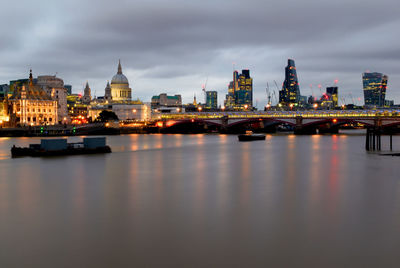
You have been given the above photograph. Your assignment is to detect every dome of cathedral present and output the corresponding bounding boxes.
[111,73,129,85]
[111,60,129,85]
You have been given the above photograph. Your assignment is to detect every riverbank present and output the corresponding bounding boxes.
[1,124,400,137]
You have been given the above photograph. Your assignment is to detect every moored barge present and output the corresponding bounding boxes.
[238,131,266,142]
[11,137,111,158]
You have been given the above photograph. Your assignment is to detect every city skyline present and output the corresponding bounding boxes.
[0,0,399,107]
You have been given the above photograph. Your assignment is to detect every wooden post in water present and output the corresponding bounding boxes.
[372,130,376,151]
[366,128,370,151]
[378,131,381,151]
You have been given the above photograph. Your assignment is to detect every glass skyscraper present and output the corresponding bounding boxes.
[224,69,253,110]
[363,72,388,107]
[279,59,300,106]
[205,91,218,109]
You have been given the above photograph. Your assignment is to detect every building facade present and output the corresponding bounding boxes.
[110,60,132,101]
[8,71,58,126]
[326,87,338,107]
[151,93,182,108]
[104,81,112,102]
[67,94,88,122]
[82,82,92,104]
[88,103,151,122]
[0,84,9,99]
[36,75,68,123]
[279,59,301,106]
[205,91,218,109]
[224,69,253,110]
[363,72,388,107]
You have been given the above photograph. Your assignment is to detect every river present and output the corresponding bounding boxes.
[0,132,399,267]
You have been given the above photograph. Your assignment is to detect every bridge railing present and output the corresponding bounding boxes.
[159,110,400,120]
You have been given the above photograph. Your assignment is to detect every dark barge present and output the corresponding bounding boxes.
[11,137,111,158]
[238,131,266,142]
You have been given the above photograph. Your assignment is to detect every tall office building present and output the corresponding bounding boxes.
[225,69,253,109]
[326,87,338,107]
[224,81,235,108]
[279,59,301,105]
[362,72,388,107]
[205,91,218,109]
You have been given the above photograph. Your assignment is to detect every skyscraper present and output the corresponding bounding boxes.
[362,72,388,107]
[326,86,338,107]
[224,81,235,108]
[279,59,300,106]
[205,91,218,109]
[224,69,253,110]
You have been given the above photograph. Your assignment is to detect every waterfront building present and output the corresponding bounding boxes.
[36,75,69,123]
[8,70,57,126]
[151,93,182,108]
[363,72,388,107]
[0,100,9,126]
[205,91,218,109]
[224,69,253,110]
[67,94,88,121]
[88,103,151,121]
[82,82,92,104]
[110,60,132,101]
[279,59,301,106]
[87,60,148,121]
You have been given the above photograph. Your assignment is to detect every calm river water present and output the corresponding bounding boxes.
[0,132,400,267]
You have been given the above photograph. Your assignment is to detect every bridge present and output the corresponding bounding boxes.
[155,110,400,134]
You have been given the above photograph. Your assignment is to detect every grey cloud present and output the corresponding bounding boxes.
[0,0,399,107]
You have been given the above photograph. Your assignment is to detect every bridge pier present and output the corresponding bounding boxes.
[366,128,382,151]
[294,116,317,134]
[318,123,339,134]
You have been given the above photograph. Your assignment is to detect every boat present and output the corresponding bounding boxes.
[11,137,111,158]
[238,131,266,142]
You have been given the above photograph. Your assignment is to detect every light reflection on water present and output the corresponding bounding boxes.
[0,133,400,267]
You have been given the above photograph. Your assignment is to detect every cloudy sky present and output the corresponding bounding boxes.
[1,0,399,107]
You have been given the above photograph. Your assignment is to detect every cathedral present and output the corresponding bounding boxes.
[109,60,131,102]
[87,60,150,122]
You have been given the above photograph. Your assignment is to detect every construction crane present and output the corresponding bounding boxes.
[266,82,272,106]
[272,90,277,105]
[273,80,281,106]
[201,77,208,104]
[349,93,355,104]
[341,96,346,106]
[309,84,314,98]
[273,80,280,92]
[318,84,323,96]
